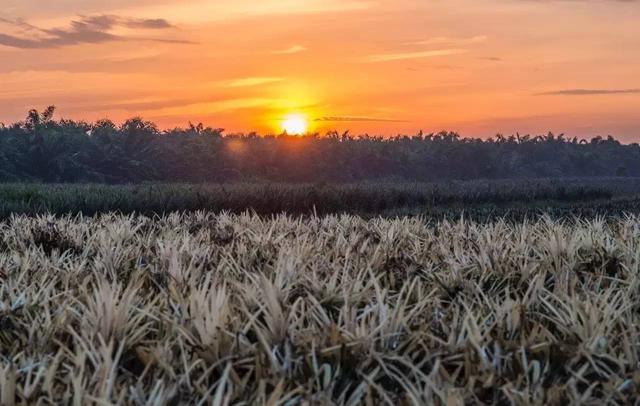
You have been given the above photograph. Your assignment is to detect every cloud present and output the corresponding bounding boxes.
[408,35,488,46]
[0,15,188,49]
[223,77,285,87]
[365,49,466,63]
[537,88,640,95]
[271,45,307,55]
[152,97,282,117]
[479,56,503,61]
[314,116,408,122]
[123,18,173,29]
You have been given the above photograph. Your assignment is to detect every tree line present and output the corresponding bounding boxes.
[0,106,637,183]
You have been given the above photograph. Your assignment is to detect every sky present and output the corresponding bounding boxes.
[1,0,639,139]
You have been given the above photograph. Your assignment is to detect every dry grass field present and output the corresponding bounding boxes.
[1,212,639,404]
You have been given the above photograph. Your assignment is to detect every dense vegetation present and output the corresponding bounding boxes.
[2,179,640,219]
[1,106,639,183]
[1,213,639,404]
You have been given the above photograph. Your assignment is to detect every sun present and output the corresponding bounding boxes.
[281,114,308,135]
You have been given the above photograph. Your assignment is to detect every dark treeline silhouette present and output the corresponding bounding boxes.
[0,106,638,183]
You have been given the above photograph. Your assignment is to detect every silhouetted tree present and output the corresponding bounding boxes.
[1,106,639,183]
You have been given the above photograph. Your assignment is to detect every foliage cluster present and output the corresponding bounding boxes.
[1,213,639,404]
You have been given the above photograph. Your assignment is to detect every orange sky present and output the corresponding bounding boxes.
[1,0,639,139]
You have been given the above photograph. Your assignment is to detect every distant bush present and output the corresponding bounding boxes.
[1,106,640,183]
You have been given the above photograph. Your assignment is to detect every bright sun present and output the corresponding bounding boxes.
[281,114,308,135]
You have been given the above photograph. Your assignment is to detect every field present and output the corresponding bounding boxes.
[2,180,640,404]
[1,211,639,404]
[2,178,640,219]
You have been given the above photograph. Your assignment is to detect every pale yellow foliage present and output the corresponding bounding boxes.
[0,213,639,404]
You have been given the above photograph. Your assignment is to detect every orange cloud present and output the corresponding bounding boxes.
[364,49,466,63]
[271,45,307,55]
[223,77,285,87]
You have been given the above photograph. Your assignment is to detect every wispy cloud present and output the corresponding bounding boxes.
[0,15,189,49]
[537,88,640,95]
[271,45,307,55]
[314,116,408,122]
[479,56,503,61]
[152,97,283,117]
[408,35,488,46]
[365,49,466,63]
[223,77,285,87]
[122,18,173,29]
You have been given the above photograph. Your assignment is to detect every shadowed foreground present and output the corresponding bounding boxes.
[1,212,638,404]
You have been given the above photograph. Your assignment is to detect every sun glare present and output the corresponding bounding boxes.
[281,114,308,135]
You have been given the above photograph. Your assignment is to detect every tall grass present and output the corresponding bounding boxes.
[1,178,639,219]
[1,212,639,404]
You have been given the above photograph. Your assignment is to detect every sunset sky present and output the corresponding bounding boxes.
[1,0,639,139]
